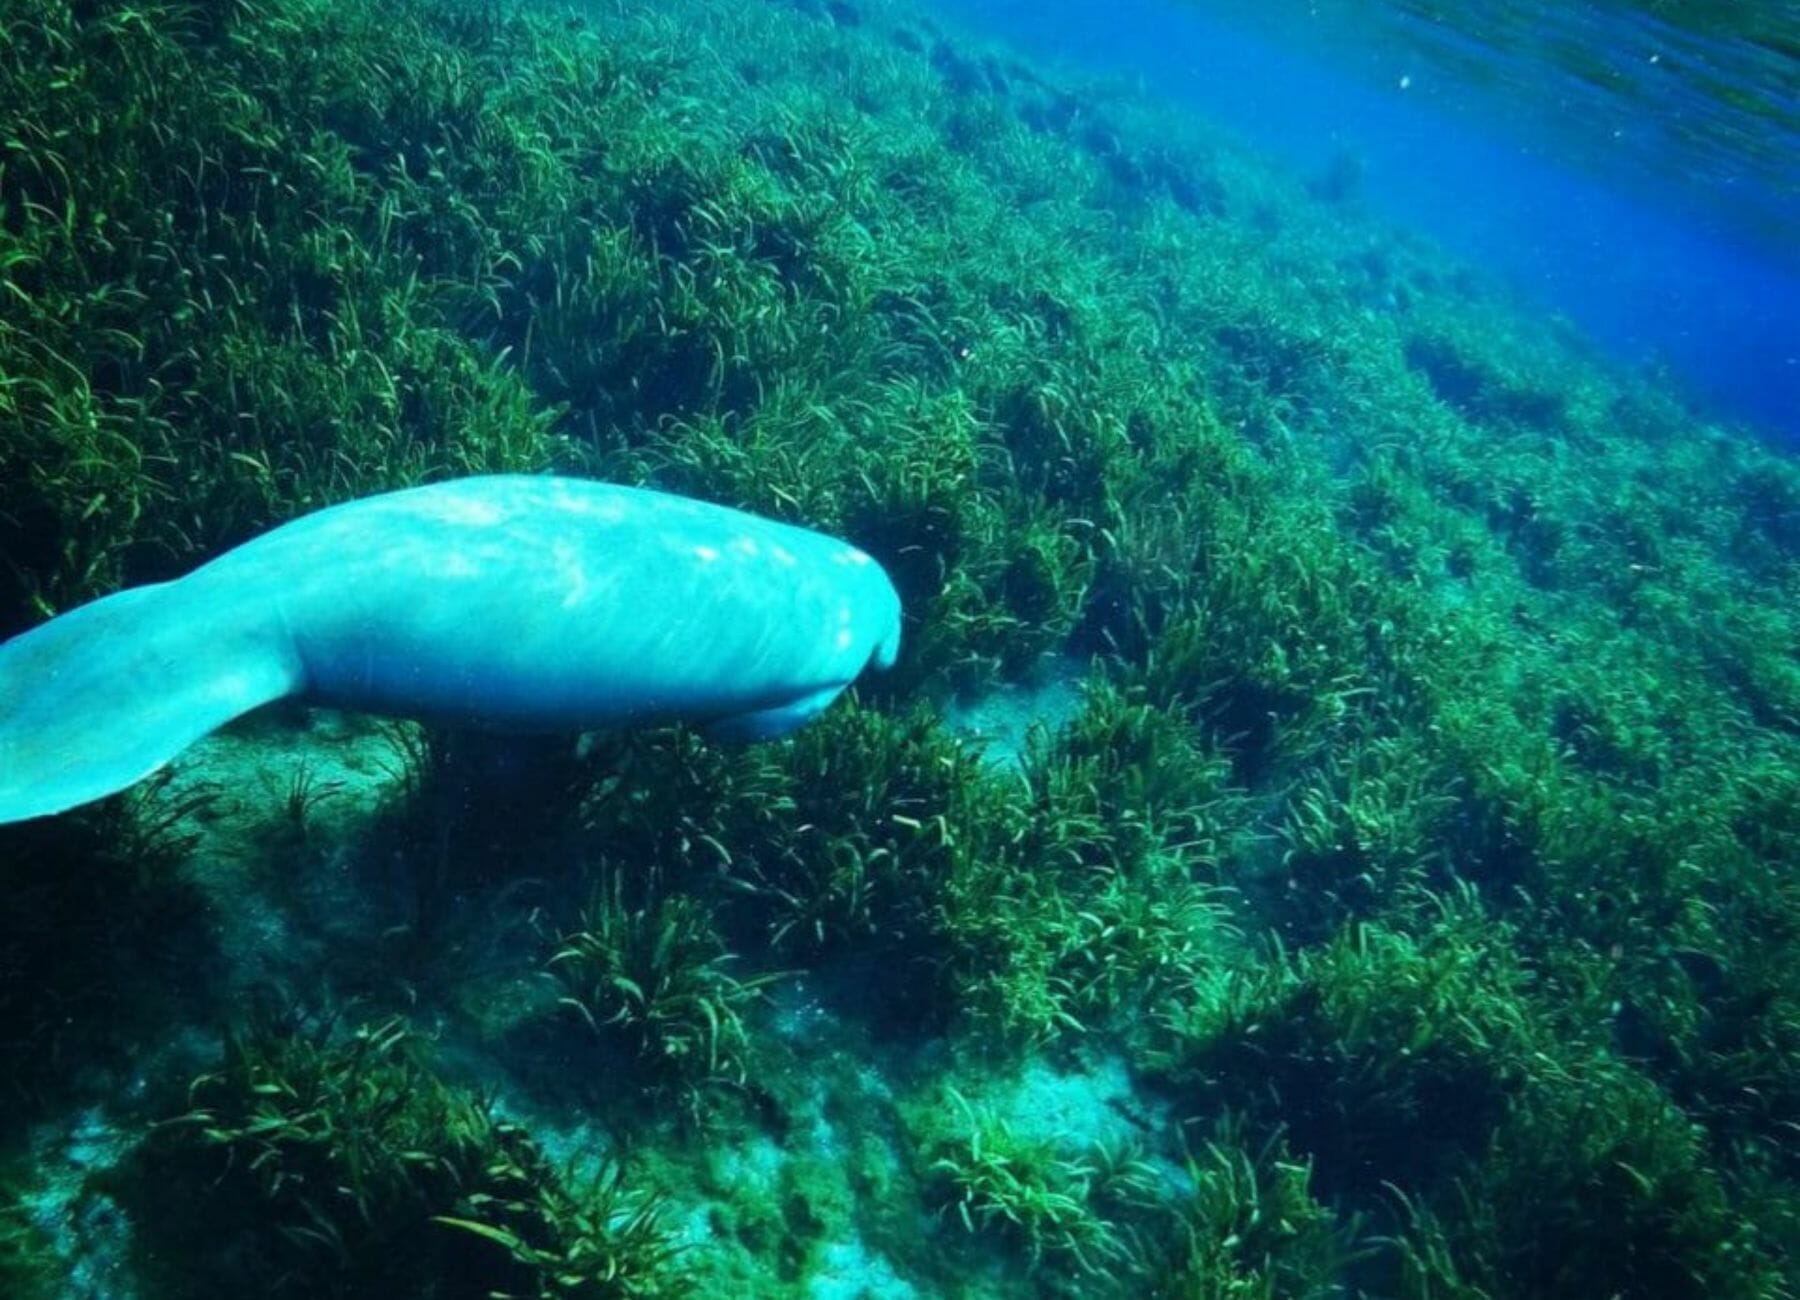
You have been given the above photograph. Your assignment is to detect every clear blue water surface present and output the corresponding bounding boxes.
[939,0,1800,441]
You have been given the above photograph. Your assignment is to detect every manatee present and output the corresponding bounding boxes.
[0,475,903,824]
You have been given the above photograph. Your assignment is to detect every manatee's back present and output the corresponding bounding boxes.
[269,476,901,732]
[0,581,300,823]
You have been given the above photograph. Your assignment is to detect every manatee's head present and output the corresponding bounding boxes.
[698,540,904,745]
[816,531,903,680]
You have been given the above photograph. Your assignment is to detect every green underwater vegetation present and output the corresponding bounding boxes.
[117,1017,687,1298]
[1,0,1798,1294]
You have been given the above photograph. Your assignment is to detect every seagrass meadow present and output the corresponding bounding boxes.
[1,0,1798,1295]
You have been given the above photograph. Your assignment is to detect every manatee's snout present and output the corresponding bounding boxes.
[869,572,902,671]
[873,620,901,672]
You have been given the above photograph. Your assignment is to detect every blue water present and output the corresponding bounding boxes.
[941,0,1800,441]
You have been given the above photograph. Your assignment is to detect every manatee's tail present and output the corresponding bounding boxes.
[0,580,301,823]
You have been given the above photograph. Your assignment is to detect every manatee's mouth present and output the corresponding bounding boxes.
[871,621,902,672]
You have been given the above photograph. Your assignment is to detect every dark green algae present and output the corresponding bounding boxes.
[1,0,1798,1295]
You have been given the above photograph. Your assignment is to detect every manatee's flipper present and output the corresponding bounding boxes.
[0,582,300,823]
[702,685,849,744]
